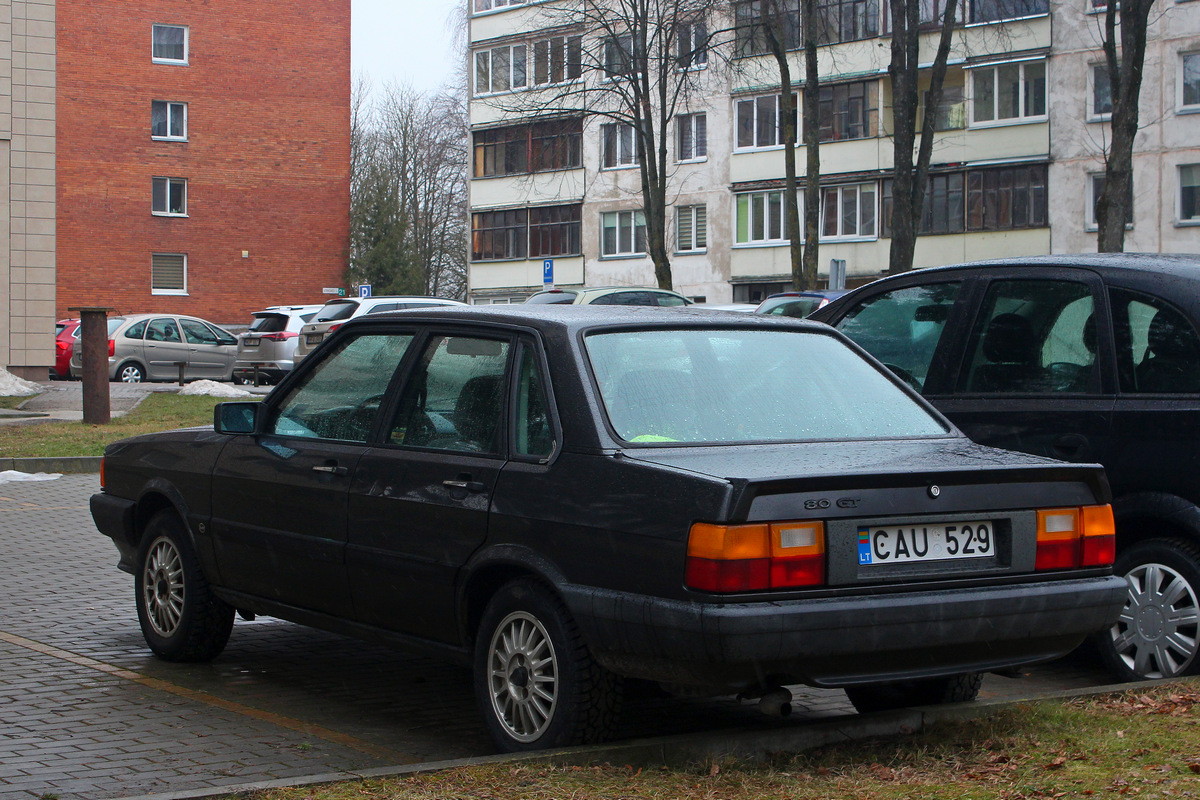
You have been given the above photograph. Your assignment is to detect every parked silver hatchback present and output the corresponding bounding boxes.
[232,304,322,385]
[292,296,466,364]
[70,313,239,383]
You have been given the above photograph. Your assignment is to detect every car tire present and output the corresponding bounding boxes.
[117,361,146,383]
[844,673,982,714]
[474,579,622,752]
[1095,538,1200,681]
[134,510,234,662]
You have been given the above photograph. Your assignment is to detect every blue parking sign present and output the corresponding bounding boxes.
[543,259,553,286]
[359,284,372,298]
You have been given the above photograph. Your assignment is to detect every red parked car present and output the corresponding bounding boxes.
[53,318,80,379]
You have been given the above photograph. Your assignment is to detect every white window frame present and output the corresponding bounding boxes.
[676,204,707,253]
[1086,171,1133,230]
[676,113,707,162]
[1088,63,1113,122]
[734,190,790,246]
[151,100,188,141]
[474,44,528,96]
[152,24,188,65]
[151,253,188,296]
[152,177,188,217]
[1179,164,1200,225]
[601,122,640,169]
[601,210,647,257]
[734,93,795,151]
[820,182,877,241]
[473,0,524,13]
[968,59,1047,127]
[676,19,708,70]
[1179,51,1200,113]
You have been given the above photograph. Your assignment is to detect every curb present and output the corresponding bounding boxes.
[0,456,102,474]
[111,677,1183,800]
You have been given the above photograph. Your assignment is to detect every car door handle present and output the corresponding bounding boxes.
[312,463,348,476]
[1051,433,1088,460]
[443,479,486,493]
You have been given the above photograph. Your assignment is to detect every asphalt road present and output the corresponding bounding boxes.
[0,473,1118,800]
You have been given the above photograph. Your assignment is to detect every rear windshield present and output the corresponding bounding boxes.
[313,301,359,322]
[525,291,577,305]
[759,296,823,318]
[249,313,288,333]
[585,328,948,444]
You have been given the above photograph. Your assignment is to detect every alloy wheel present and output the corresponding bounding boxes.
[1108,561,1200,679]
[142,536,185,638]
[487,610,558,743]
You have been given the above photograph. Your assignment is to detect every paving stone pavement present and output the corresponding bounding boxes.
[0,474,1117,800]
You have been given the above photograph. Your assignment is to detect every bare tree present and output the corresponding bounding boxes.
[477,0,724,290]
[886,0,960,274]
[1095,0,1157,252]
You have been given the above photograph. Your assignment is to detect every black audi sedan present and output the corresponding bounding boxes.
[91,306,1126,752]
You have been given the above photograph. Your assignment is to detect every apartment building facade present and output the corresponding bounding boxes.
[466,0,1200,305]
[55,0,351,325]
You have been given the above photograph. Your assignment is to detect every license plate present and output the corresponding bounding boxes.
[858,521,994,566]
[306,334,323,346]
[243,337,260,347]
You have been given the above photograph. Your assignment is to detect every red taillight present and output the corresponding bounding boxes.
[108,339,115,357]
[56,341,69,354]
[327,324,342,333]
[1035,505,1115,570]
[258,332,297,341]
[99,457,105,489]
[686,521,825,592]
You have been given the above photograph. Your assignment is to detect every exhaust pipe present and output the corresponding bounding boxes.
[757,687,793,718]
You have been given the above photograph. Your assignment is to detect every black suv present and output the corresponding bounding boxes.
[812,253,1200,682]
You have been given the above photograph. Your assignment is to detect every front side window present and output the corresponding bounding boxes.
[1091,64,1113,120]
[1087,173,1133,230]
[970,0,1048,23]
[180,318,219,345]
[676,205,707,252]
[814,0,879,44]
[388,335,510,453]
[959,280,1098,394]
[735,190,788,244]
[533,35,582,85]
[151,253,186,294]
[821,182,876,239]
[819,80,878,141]
[601,122,640,168]
[472,209,527,261]
[273,334,414,442]
[1111,288,1200,393]
[971,61,1046,124]
[1181,164,1200,223]
[1181,52,1200,111]
[835,282,962,392]
[677,113,707,161]
[152,177,187,216]
[152,24,187,63]
[601,210,647,256]
[735,94,796,149]
[151,101,187,139]
[475,44,528,95]
[528,204,582,258]
[586,329,948,444]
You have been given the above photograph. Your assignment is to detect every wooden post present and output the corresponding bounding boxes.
[68,306,115,424]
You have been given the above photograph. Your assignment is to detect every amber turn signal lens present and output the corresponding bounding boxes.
[686,521,825,592]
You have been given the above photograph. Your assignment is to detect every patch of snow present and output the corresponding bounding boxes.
[0,470,61,485]
[178,380,254,398]
[0,368,43,397]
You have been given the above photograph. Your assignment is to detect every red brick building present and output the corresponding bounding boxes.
[56,0,350,325]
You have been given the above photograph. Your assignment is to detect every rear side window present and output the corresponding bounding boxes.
[124,320,148,339]
[249,314,288,333]
[836,283,961,392]
[314,301,359,322]
[1111,289,1200,393]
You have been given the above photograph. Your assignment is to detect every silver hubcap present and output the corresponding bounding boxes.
[487,611,558,742]
[121,366,142,383]
[143,537,185,638]
[1109,562,1200,678]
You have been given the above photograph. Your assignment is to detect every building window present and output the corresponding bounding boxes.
[677,19,708,68]
[821,183,876,239]
[601,210,647,256]
[735,93,796,149]
[969,0,1048,23]
[1087,173,1133,229]
[473,118,582,177]
[472,209,528,261]
[814,0,879,44]
[922,84,966,130]
[735,190,789,244]
[475,44,528,95]
[677,113,707,161]
[1180,164,1200,224]
[971,60,1046,124]
[819,80,878,141]
[1180,52,1200,112]
[151,253,187,295]
[151,101,187,140]
[474,0,523,12]
[734,0,800,57]
[529,204,582,257]
[533,35,582,85]
[604,35,635,77]
[881,174,966,237]
[966,164,1047,230]
[152,177,187,216]
[676,205,707,252]
[1090,64,1113,120]
[152,24,187,64]
[601,122,640,168]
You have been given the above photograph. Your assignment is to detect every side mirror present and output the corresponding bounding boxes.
[214,401,261,434]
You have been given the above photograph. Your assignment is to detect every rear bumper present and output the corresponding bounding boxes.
[564,574,1127,691]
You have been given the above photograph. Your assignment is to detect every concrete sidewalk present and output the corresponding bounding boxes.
[0,381,177,424]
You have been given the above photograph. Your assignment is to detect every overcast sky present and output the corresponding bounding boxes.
[352,0,463,94]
